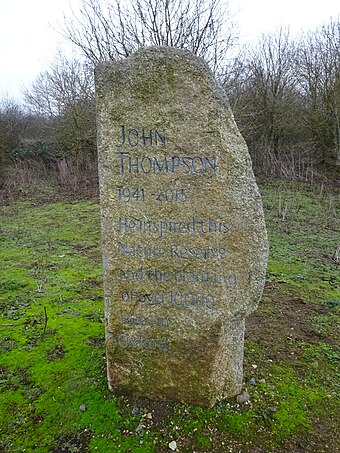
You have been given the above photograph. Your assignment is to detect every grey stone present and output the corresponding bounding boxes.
[169,440,177,451]
[135,423,144,433]
[95,46,268,406]
[236,391,251,403]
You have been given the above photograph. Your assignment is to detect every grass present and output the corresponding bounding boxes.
[0,178,339,452]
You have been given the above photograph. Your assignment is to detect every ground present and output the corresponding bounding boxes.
[0,177,339,452]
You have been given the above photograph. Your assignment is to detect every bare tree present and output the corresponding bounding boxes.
[225,29,300,152]
[297,18,340,166]
[24,53,96,157]
[0,97,30,182]
[61,0,236,74]
[0,97,26,156]
[24,53,94,117]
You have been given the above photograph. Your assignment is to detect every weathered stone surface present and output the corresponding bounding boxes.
[95,46,268,406]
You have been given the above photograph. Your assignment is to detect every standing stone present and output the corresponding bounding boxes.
[95,47,268,406]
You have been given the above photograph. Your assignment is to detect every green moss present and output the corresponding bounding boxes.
[224,411,253,432]
[266,366,318,440]
[0,181,339,451]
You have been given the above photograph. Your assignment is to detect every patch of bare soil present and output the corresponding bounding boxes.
[246,294,336,361]
[47,345,65,362]
[245,293,340,453]
[117,394,175,427]
[270,414,340,453]
[52,430,93,453]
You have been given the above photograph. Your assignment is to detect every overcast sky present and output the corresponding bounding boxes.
[0,0,339,101]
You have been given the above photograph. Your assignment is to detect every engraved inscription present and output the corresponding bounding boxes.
[115,152,217,175]
[116,216,229,237]
[113,125,228,351]
[117,333,169,352]
[120,289,217,310]
[117,242,228,260]
[119,267,238,288]
[115,125,166,147]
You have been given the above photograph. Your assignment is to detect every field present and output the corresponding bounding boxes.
[0,178,339,452]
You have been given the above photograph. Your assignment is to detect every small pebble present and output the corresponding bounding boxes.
[249,377,256,386]
[268,406,278,412]
[169,440,177,451]
[79,404,86,412]
[135,423,144,433]
[236,391,251,403]
[131,406,139,415]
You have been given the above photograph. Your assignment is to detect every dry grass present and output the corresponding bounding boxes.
[0,157,99,205]
[250,146,338,183]
[1,150,338,207]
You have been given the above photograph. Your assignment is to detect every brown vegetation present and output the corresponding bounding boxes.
[0,1,339,193]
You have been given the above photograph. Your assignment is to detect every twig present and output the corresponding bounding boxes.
[333,244,340,264]
[43,306,48,334]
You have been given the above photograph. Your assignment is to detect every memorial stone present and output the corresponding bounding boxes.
[95,47,268,406]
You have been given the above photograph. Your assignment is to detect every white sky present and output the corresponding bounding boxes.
[0,0,339,101]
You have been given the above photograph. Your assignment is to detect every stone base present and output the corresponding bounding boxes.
[106,318,245,407]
